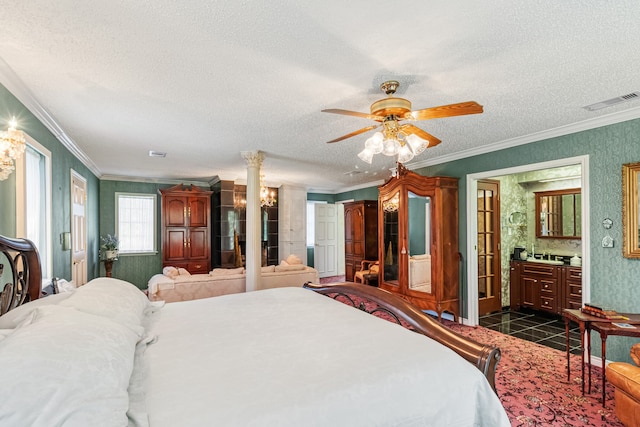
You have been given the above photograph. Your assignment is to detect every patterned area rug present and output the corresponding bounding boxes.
[447,323,623,427]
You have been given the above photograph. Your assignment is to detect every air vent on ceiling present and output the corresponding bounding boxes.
[583,91,640,111]
[148,150,167,158]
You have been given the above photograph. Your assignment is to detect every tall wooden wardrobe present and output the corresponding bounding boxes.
[159,184,212,274]
[377,165,459,320]
[343,200,378,282]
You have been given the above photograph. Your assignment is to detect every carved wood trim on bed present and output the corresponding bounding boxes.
[0,235,41,315]
[303,282,500,392]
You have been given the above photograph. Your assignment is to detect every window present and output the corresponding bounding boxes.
[116,193,157,254]
[15,139,52,281]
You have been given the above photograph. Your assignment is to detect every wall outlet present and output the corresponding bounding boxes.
[602,235,614,248]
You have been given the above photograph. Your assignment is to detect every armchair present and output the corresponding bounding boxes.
[607,343,640,426]
[354,260,379,285]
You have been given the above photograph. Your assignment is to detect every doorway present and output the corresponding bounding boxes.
[465,156,590,326]
[477,179,502,315]
[71,170,88,286]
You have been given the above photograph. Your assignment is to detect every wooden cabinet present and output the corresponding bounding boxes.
[343,201,378,281]
[278,185,307,264]
[160,184,212,274]
[510,261,582,314]
[563,267,583,310]
[519,262,558,313]
[378,165,459,320]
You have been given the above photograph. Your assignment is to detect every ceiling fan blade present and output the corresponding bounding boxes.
[325,125,380,144]
[321,108,384,121]
[408,101,483,121]
[400,124,442,147]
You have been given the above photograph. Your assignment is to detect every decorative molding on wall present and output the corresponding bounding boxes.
[0,57,102,177]
[411,107,640,170]
[99,174,211,187]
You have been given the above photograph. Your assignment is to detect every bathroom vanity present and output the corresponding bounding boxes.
[510,259,582,314]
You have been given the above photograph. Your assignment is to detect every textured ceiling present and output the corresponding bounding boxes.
[1,1,640,192]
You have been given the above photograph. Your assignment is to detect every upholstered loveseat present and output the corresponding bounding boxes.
[147,264,319,303]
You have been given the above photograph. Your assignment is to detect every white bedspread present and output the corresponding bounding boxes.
[145,287,509,427]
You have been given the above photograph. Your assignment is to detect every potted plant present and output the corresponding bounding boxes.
[100,234,119,260]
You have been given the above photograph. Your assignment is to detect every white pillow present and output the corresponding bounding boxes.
[0,304,138,427]
[209,267,245,276]
[261,265,276,273]
[411,254,431,260]
[177,267,191,276]
[275,263,307,272]
[0,292,73,329]
[162,266,179,278]
[285,254,303,265]
[60,278,150,336]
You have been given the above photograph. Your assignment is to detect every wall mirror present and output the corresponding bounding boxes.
[535,188,581,238]
[623,162,640,258]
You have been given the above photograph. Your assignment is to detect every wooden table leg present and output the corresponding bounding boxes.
[565,316,571,381]
[579,322,586,395]
[587,324,592,393]
[601,331,608,407]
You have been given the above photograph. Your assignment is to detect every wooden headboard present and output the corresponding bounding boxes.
[0,235,42,315]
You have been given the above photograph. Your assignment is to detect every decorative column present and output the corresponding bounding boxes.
[240,150,264,292]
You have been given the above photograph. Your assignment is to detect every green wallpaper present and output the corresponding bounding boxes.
[334,119,640,363]
[0,84,100,281]
[413,119,640,363]
[99,180,212,289]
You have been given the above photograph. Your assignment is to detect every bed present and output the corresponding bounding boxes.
[0,235,509,426]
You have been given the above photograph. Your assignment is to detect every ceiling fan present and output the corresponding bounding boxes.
[322,80,483,163]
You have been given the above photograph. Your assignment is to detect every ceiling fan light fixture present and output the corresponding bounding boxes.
[365,132,384,154]
[382,138,400,156]
[397,145,415,163]
[406,133,428,155]
[357,148,374,164]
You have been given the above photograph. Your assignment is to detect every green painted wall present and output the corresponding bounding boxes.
[0,84,100,281]
[99,180,211,290]
[336,186,379,202]
[307,193,336,203]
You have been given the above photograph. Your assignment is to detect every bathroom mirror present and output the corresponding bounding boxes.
[535,188,581,238]
[622,162,640,258]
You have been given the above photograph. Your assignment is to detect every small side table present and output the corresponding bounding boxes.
[591,322,640,407]
[103,259,115,278]
[563,309,640,402]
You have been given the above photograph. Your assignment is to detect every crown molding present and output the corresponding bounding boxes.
[410,107,640,170]
[0,57,102,177]
[100,174,212,187]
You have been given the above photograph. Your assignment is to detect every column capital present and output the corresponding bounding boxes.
[241,151,265,169]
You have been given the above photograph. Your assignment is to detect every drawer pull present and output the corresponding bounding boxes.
[578,289,582,293]
[544,301,549,305]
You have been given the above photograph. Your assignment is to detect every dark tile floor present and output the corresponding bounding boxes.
[479,310,583,355]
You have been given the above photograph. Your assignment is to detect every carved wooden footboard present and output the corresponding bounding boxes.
[304,282,500,392]
[0,235,41,315]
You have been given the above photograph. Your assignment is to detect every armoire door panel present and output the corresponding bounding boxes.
[189,198,208,227]
[166,198,187,227]
[165,229,187,260]
[189,229,209,259]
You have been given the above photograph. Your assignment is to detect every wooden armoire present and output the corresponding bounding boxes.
[159,184,212,274]
[377,165,459,320]
[344,200,378,282]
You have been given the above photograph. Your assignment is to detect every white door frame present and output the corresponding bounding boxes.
[464,155,590,325]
